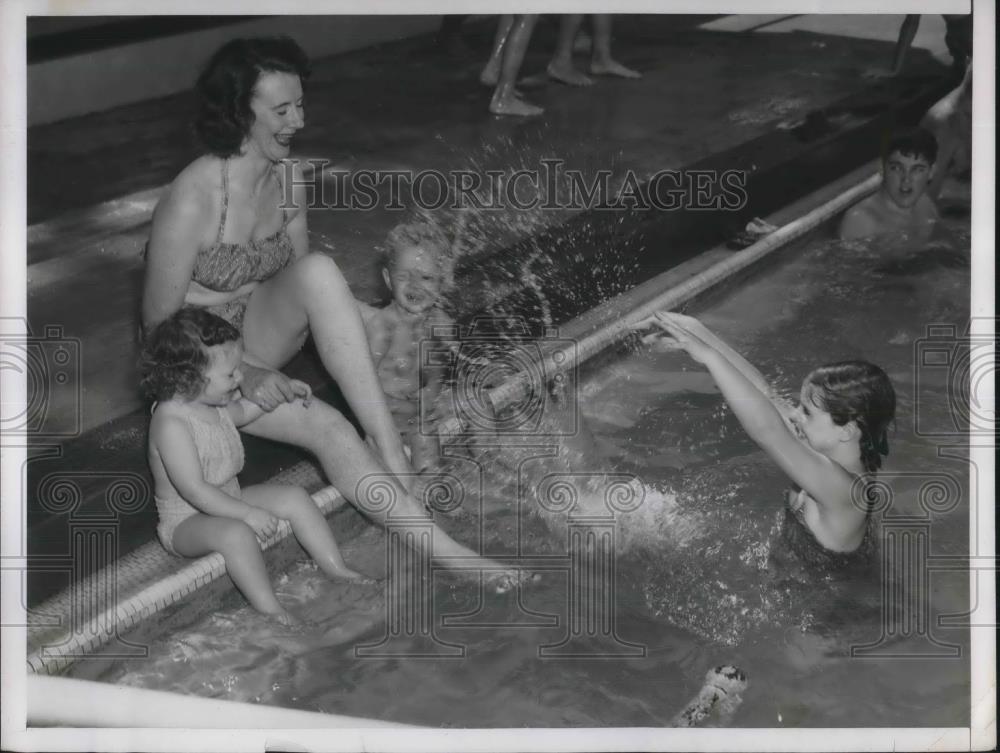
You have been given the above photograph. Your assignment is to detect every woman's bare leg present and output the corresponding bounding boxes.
[239,397,507,572]
[242,252,410,477]
[238,254,523,579]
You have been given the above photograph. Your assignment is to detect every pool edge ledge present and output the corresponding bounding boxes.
[26,485,346,676]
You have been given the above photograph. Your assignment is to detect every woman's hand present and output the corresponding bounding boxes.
[242,507,279,540]
[635,311,717,363]
[240,363,313,412]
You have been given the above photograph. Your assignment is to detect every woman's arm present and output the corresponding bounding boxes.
[142,181,212,333]
[283,161,310,261]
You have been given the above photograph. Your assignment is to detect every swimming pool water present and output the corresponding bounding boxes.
[81,220,973,728]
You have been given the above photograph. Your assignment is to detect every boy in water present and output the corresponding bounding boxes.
[358,222,454,473]
[838,128,939,243]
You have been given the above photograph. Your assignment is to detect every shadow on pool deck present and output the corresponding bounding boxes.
[24,14,957,605]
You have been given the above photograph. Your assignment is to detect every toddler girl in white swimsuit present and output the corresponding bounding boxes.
[140,308,366,624]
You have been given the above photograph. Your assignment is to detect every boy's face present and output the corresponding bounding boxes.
[881,150,933,209]
[384,244,444,315]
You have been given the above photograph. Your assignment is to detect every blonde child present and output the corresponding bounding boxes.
[140,308,365,624]
[358,222,455,474]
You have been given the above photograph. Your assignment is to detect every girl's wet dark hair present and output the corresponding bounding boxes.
[805,360,896,473]
[195,36,311,157]
[139,308,241,401]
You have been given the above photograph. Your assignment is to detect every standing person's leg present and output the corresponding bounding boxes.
[480,15,515,86]
[490,15,542,117]
[547,14,593,86]
[589,14,641,79]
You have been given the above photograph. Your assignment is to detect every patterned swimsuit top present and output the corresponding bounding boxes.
[191,159,296,293]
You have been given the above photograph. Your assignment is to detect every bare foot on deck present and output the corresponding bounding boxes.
[489,93,544,117]
[547,62,593,86]
[590,58,642,79]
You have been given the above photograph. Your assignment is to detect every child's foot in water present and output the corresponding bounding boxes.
[590,58,641,79]
[323,565,379,584]
[265,608,301,628]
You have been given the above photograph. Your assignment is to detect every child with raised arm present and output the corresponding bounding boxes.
[638,312,895,567]
[141,309,366,625]
[358,221,455,474]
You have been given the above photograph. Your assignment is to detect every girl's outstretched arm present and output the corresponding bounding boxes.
[636,312,795,421]
[648,313,854,510]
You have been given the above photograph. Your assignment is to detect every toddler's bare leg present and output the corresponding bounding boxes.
[172,514,295,622]
[243,485,369,582]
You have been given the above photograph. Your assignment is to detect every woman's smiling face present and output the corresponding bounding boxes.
[244,71,304,161]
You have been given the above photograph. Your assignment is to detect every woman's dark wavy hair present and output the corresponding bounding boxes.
[195,36,311,157]
[804,360,896,473]
[139,308,241,401]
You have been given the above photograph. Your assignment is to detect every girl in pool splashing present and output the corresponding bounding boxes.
[634,312,895,647]
[640,311,895,569]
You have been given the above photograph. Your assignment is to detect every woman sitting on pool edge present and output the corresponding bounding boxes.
[636,311,895,572]
[141,36,515,579]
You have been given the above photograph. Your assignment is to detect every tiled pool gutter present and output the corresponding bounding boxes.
[26,470,347,677]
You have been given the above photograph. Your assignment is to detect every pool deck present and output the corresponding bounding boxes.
[22,13,958,609]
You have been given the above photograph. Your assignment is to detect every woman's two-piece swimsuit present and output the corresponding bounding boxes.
[194,158,296,330]
[155,159,295,554]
